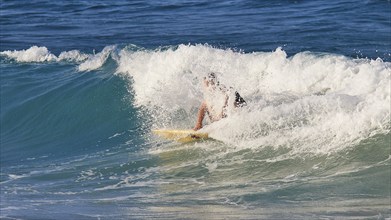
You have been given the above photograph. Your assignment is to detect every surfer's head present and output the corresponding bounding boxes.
[204,72,219,87]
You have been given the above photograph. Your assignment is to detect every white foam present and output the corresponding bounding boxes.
[8,174,28,180]
[116,44,390,155]
[0,46,89,63]
[0,46,57,62]
[0,45,119,72]
[78,45,116,71]
[58,49,90,62]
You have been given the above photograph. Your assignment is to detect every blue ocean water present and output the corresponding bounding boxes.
[1,0,390,219]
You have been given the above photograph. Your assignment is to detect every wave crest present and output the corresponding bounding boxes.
[1,44,389,154]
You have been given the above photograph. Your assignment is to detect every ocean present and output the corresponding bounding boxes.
[1,0,390,219]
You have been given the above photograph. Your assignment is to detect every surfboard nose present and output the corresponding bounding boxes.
[152,129,209,143]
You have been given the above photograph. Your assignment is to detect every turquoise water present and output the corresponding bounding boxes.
[1,1,390,219]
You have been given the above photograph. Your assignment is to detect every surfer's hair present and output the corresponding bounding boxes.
[208,72,216,80]
[205,72,219,86]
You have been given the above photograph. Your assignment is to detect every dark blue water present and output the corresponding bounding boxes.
[1,0,390,219]
[1,0,390,60]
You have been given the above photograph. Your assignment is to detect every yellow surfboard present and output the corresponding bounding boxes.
[152,129,209,143]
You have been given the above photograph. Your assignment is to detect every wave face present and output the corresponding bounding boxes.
[1,44,390,219]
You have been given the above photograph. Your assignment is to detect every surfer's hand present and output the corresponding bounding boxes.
[193,125,202,131]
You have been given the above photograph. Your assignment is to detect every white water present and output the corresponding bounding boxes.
[116,44,390,154]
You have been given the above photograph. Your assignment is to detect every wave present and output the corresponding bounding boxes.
[1,44,390,155]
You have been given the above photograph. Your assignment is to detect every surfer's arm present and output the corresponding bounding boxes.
[218,94,229,119]
[193,101,207,130]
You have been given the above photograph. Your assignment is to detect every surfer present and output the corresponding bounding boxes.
[193,72,246,130]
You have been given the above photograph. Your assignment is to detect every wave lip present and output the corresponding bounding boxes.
[77,45,117,72]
